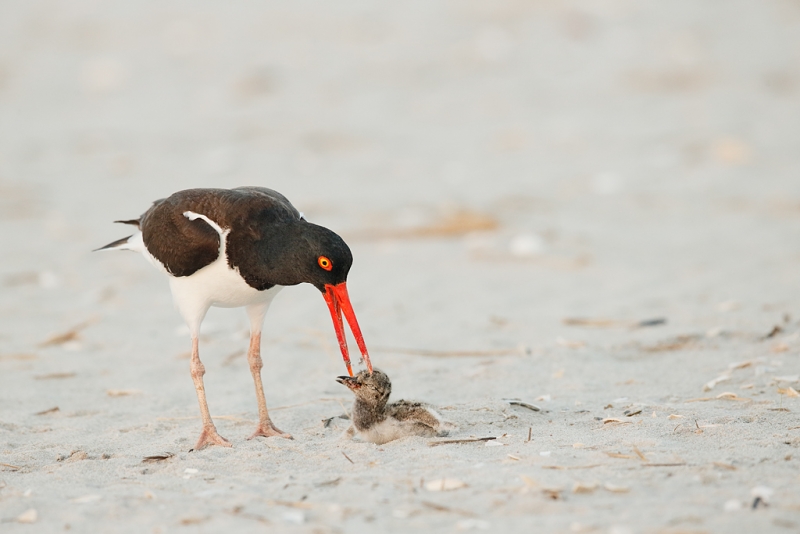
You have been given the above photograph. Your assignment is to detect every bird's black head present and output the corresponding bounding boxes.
[252,219,372,378]
[250,220,352,290]
[297,222,353,292]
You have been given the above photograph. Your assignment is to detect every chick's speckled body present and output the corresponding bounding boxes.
[337,369,455,445]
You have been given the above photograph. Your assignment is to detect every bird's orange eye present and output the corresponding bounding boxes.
[318,256,333,271]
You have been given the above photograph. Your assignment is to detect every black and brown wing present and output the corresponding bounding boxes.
[139,187,300,278]
[386,400,441,429]
[138,193,221,277]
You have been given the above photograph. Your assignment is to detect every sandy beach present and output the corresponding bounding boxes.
[2,1,800,532]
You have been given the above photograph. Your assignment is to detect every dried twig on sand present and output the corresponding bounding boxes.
[142,453,174,463]
[643,335,702,352]
[267,500,314,509]
[563,317,666,329]
[686,392,751,403]
[541,464,601,470]
[0,353,37,361]
[420,501,476,517]
[605,452,634,459]
[601,418,632,425]
[107,389,141,397]
[314,478,341,487]
[703,374,732,391]
[505,400,542,412]
[375,346,527,357]
[428,437,497,447]
[34,372,75,380]
[38,318,98,348]
[713,461,736,470]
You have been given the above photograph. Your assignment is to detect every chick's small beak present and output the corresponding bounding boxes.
[336,375,360,390]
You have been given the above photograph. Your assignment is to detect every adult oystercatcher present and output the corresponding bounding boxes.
[98,187,373,450]
[337,369,455,445]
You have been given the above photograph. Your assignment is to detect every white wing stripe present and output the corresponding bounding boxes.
[183,211,226,236]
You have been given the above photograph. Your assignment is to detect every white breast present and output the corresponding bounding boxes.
[168,253,282,332]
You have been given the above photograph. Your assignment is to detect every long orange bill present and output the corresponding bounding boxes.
[323,282,373,376]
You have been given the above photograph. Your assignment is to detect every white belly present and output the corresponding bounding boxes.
[169,255,280,307]
[168,256,282,333]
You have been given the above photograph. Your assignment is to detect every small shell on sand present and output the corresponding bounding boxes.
[572,481,598,494]
[17,509,37,523]
[425,478,467,491]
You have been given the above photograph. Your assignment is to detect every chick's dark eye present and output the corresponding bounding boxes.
[318,256,333,271]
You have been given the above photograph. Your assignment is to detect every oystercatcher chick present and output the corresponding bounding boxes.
[97,187,373,450]
[337,369,454,445]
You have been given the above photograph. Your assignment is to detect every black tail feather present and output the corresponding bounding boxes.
[93,235,133,252]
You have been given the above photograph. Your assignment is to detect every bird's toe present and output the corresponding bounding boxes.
[248,421,293,440]
[191,425,232,451]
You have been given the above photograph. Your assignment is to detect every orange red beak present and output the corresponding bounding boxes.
[323,282,373,377]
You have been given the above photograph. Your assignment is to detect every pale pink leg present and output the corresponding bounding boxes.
[247,331,292,440]
[189,336,232,450]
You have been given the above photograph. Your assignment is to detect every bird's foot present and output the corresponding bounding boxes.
[248,420,293,440]
[341,425,356,440]
[191,425,232,451]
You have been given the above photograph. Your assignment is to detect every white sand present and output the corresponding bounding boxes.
[2,1,800,532]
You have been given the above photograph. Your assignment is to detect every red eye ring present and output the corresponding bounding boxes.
[318,256,333,271]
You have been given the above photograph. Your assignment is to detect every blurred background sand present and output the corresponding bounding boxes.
[1,1,800,532]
